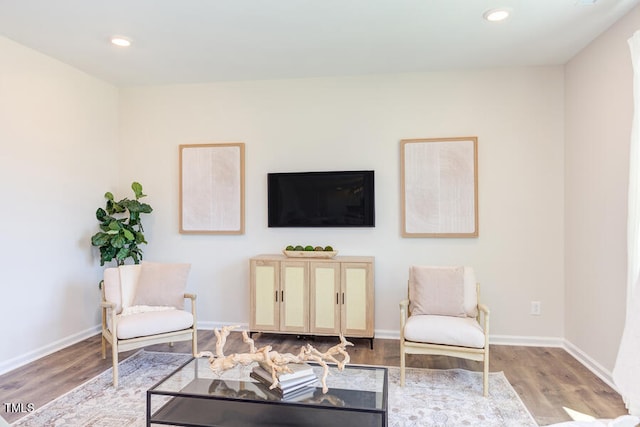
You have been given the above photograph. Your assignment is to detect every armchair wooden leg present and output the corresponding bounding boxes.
[483,349,489,397]
[192,329,198,357]
[101,335,106,359]
[400,343,406,386]
[112,342,119,388]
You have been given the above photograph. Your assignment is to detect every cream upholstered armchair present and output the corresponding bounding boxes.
[101,262,197,387]
[399,265,490,396]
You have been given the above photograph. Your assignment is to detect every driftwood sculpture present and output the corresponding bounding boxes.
[196,325,353,393]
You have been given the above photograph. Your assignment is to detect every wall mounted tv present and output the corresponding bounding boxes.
[268,170,375,227]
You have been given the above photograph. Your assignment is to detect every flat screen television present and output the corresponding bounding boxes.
[268,170,375,227]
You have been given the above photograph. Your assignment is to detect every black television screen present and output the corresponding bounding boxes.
[268,170,375,227]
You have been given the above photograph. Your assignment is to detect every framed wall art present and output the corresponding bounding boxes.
[400,137,478,238]
[179,143,245,234]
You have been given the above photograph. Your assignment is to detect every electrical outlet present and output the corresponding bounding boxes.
[531,301,541,316]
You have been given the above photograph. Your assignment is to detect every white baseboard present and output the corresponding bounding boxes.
[489,334,565,347]
[0,325,101,376]
[197,321,249,331]
[373,329,399,339]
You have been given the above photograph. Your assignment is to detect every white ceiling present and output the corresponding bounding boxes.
[0,0,638,86]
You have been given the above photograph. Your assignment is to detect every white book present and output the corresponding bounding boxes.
[256,362,315,382]
[251,371,318,396]
[251,366,318,390]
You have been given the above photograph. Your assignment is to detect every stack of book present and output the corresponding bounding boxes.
[250,362,317,400]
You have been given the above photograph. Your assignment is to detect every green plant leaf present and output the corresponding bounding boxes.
[116,247,130,261]
[111,234,126,248]
[123,229,135,241]
[105,192,114,201]
[105,199,115,214]
[100,246,117,265]
[129,212,140,225]
[96,208,107,221]
[123,200,141,213]
[111,201,126,213]
[135,231,147,244]
[131,182,147,199]
[91,232,110,246]
[108,220,120,231]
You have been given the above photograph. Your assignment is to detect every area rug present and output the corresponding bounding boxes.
[12,350,537,426]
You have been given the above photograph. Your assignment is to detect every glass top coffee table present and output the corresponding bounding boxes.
[147,357,388,427]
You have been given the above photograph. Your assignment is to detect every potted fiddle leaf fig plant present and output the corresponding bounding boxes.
[91,181,153,267]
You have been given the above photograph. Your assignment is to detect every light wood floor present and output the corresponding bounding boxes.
[0,331,628,426]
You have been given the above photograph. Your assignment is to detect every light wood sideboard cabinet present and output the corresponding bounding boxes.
[249,255,374,346]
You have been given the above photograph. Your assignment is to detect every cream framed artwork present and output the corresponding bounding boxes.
[179,143,245,234]
[400,137,478,237]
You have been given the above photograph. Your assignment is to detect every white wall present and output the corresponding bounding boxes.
[119,68,565,340]
[0,36,119,371]
[565,6,640,374]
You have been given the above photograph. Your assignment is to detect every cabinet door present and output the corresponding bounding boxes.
[309,262,341,335]
[280,261,309,333]
[341,262,374,337]
[250,259,279,332]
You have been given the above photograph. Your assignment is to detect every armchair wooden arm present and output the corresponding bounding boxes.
[101,301,115,309]
[184,293,198,356]
[478,303,490,347]
[478,303,490,317]
[100,299,117,363]
[184,293,197,316]
[399,299,409,339]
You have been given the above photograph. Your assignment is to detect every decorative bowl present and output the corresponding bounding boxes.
[282,250,338,258]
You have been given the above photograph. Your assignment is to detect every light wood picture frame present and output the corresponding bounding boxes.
[401,137,478,238]
[179,143,245,234]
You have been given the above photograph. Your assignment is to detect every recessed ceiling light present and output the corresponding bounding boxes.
[483,8,511,22]
[110,36,131,47]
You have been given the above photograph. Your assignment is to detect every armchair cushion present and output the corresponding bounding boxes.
[119,264,142,309]
[409,266,466,317]
[115,309,194,340]
[103,265,143,314]
[103,267,123,314]
[404,314,485,348]
[132,262,191,309]
[409,266,478,317]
